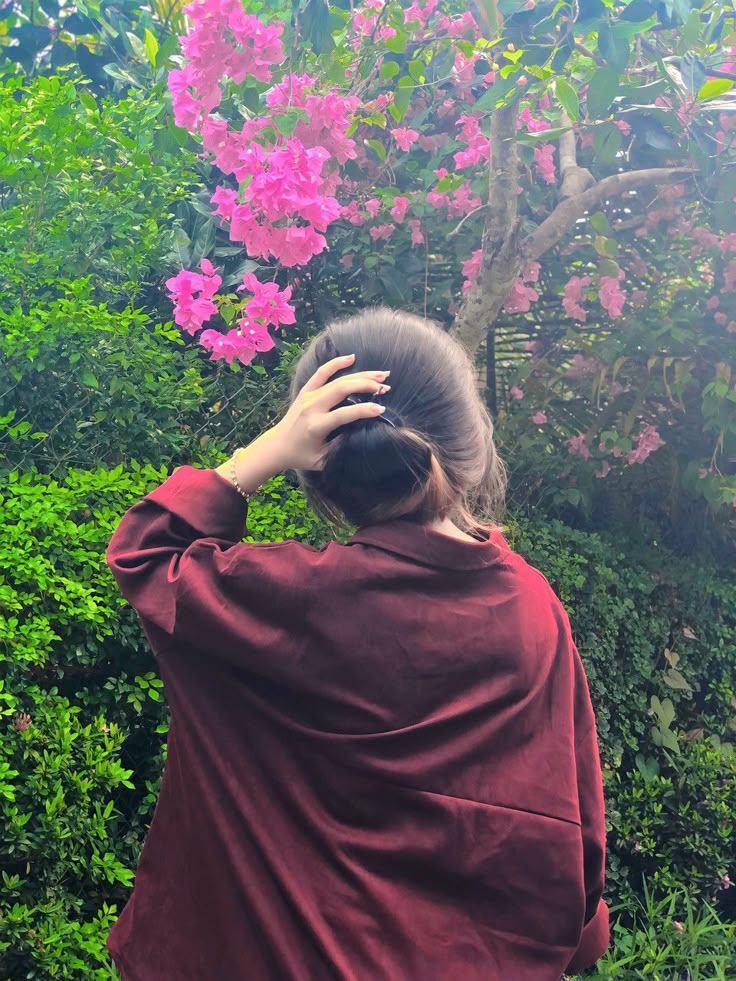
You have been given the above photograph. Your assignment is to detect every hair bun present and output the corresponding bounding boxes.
[324,416,433,499]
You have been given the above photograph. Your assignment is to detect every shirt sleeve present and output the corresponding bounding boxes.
[106,465,319,679]
[565,643,610,974]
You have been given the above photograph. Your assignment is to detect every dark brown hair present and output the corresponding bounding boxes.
[291,307,506,530]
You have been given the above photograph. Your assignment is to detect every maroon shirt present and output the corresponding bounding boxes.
[106,466,608,980]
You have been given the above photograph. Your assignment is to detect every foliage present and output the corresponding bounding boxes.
[158,0,736,535]
[0,0,187,91]
[573,884,736,980]
[506,514,736,905]
[0,74,294,475]
[0,463,334,979]
[0,74,198,304]
[0,3,734,973]
[1,458,734,977]
[608,742,736,904]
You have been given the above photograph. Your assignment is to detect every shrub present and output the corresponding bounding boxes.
[574,885,736,980]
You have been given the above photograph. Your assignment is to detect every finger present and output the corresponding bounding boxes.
[316,402,387,436]
[313,375,391,410]
[300,354,356,393]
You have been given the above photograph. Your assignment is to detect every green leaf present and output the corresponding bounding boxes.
[273,108,309,138]
[516,125,572,144]
[555,77,579,122]
[664,668,692,691]
[436,174,465,193]
[593,121,623,165]
[697,78,734,102]
[78,89,97,112]
[80,370,99,389]
[680,52,706,95]
[384,31,408,54]
[380,61,400,82]
[586,69,619,119]
[660,727,680,753]
[301,0,334,54]
[364,138,386,161]
[598,22,629,74]
[590,212,609,234]
[408,59,425,84]
[125,31,146,62]
[144,28,159,68]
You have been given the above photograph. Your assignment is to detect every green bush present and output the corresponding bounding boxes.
[508,516,736,906]
[575,885,736,980]
[0,74,196,305]
[1,461,734,978]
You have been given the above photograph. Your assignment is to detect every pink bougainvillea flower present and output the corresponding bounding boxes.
[365,198,381,219]
[532,411,547,425]
[239,273,296,328]
[518,106,551,134]
[392,128,419,152]
[627,424,665,465]
[504,279,539,313]
[166,260,222,335]
[211,185,239,220]
[390,196,409,223]
[566,354,599,379]
[408,219,425,246]
[594,461,611,479]
[461,249,483,293]
[599,274,627,318]
[199,328,251,364]
[534,143,556,185]
[567,433,592,460]
[270,224,328,267]
[369,223,395,242]
[265,72,317,109]
[510,386,524,400]
[340,201,365,226]
[563,275,592,321]
[454,115,490,168]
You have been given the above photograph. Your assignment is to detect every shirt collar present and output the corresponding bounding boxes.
[349,520,510,571]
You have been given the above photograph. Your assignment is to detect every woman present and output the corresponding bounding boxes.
[107,308,608,980]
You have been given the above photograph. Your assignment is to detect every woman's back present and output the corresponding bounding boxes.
[106,466,607,980]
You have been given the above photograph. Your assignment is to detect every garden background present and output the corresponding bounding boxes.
[1,0,735,977]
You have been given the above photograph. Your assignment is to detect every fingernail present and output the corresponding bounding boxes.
[377,384,391,394]
[372,404,386,414]
[342,353,356,361]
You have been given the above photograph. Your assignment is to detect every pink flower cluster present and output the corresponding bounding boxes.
[504,262,541,314]
[461,249,483,294]
[211,140,339,267]
[534,144,556,185]
[168,0,285,130]
[200,274,295,366]
[627,424,665,465]
[166,259,222,334]
[567,433,592,460]
[454,116,490,168]
[563,275,591,321]
[599,274,627,318]
[427,169,483,218]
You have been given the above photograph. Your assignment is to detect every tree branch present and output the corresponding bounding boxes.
[451,102,523,355]
[558,112,595,200]
[523,167,696,261]
[574,41,605,67]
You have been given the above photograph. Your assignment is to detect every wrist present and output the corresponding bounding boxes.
[217,429,289,496]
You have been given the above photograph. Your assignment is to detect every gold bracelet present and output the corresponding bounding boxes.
[229,448,250,499]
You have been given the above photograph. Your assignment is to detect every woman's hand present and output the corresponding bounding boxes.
[216,354,390,494]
